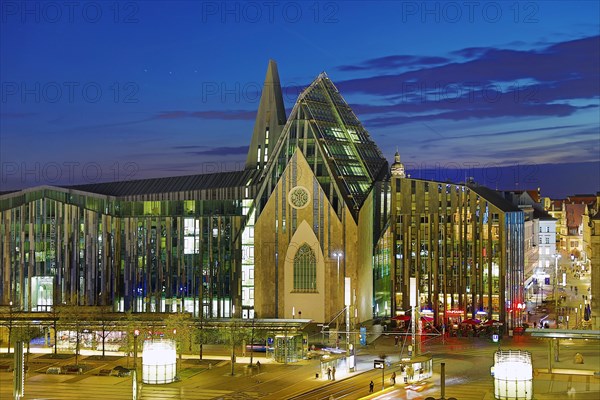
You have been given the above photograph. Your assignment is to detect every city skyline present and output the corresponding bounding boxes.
[1,1,599,198]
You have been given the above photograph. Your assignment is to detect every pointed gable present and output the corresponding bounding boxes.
[254,73,388,222]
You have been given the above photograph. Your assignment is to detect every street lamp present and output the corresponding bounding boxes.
[133,329,140,370]
[7,301,14,355]
[333,252,342,283]
[345,277,351,366]
[553,254,561,321]
[249,311,257,366]
[333,252,343,336]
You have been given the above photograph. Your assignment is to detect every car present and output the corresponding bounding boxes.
[245,343,267,353]
[513,326,525,335]
[46,367,62,374]
[111,365,132,377]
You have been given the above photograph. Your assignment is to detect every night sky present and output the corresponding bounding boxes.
[1,1,599,198]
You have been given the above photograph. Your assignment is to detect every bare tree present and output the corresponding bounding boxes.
[164,312,194,364]
[216,320,252,376]
[0,304,18,354]
[57,305,90,366]
[93,306,117,358]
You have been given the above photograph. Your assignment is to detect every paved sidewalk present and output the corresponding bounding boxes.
[0,330,598,399]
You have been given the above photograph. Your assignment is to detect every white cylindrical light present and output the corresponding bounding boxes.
[142,339,177,384]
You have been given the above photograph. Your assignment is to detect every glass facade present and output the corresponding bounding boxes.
[0,184,257,318]
[0,65,525,331]
[255,74,387,224]
[374,178,525,329]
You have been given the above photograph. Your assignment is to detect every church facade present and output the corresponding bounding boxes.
[0,61,524,328]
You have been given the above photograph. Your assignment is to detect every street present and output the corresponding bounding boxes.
[1,329,598,399]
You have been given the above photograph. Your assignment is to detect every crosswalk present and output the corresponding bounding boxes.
[17,376,134,399]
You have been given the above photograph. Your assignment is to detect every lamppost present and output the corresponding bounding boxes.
[553,254,561,320]
[249,311,257,366]
[333,252,343,336]
[345,278,351,363]
[333,252,342,284]
[353,307,358,371]
[7,301,14,355]
[133,329,140,370]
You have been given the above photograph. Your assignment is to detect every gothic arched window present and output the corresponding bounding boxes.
[293,244,317,292]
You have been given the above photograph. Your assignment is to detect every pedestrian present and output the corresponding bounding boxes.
[394,335,399,346]
[369,380,374,393]
[327,366,331,380]
[407,365,414,381]
[256,360,260,372]
[332,366,336,381]
[391,371,396,385]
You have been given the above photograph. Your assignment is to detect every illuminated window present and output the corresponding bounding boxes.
[293,244,317,292]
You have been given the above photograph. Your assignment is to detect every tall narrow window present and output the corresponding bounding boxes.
[293,243,317,292]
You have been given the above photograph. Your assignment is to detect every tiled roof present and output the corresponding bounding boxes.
[565,203,586,229]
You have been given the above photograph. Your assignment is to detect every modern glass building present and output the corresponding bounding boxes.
[0,61,525,329]
[374,158,525,327]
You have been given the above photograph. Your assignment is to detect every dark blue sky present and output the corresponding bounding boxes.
[1,1,599,198]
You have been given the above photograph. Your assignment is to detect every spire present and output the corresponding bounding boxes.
[245,60,287,170]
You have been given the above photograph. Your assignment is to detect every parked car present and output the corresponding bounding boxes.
[245,343,267,353]
[46,367,62,374]
[111,365,132,377]
[513,326,525,335]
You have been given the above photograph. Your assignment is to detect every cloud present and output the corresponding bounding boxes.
[171,145,210,150]
[334,35,600,126]
[156,110,256,120]
[413,124,586,144]
[186,146,249,156]
[337,55,450,71]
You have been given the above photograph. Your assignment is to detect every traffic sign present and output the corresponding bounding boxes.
[374,359,385,369]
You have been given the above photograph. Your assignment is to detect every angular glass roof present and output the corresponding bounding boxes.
[299,75,387,211]
[258,73,388,220]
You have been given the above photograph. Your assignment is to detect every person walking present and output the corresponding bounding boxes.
[391,371,396,385]
[369,380,374,393]
[327,366,331,380]
[407,365,414,381]
[332,366,336,381]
